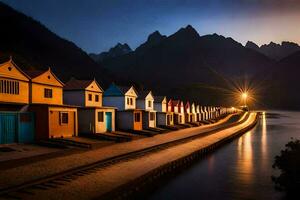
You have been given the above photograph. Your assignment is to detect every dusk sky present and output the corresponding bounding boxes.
[2,0,300,53]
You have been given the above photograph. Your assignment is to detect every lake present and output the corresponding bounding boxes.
[147,111,300,200]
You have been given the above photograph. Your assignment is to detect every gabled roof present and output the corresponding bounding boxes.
[25,68,65,86]
[185,101,190,108]
[64,78,102,91]
[118,86,132,94]
[25,70,45,79]
[137,90,152,99]
[104,83,137,97]
[0,57,30,80]
[64,79,93,90]
[154,96,166,103]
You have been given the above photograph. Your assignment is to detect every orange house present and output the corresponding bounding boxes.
[0,57,30,108]
[26,68,78,140]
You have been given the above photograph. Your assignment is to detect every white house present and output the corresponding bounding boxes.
[191,102,197,122]
[196,104,201,121]
[154,96,174,126]
[63,78,116,133]
[103,84,143,131]
[136,90,156,128]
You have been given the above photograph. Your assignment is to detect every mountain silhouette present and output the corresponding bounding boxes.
[0,2,112,86]
[94,25,274,105]
[246,41,300,61]
[135,31,167,53]
[90,43,132,62]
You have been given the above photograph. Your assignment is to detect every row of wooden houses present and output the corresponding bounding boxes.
[0,57,233,144]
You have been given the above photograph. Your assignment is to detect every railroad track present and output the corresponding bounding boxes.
[0,113,249,200]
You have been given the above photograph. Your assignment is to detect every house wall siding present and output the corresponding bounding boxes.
[116,111,134,130]
[78,109,95,133]
[63,91,85,106]
[157,112,166,126]
[103,96,124,110]
[31,83,63,105]
[0,79,29,104]
[84,91,102,107]
[48,107,77,138]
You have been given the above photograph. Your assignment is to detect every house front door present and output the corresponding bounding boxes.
[105,112,112,132]
[0,112,17,144]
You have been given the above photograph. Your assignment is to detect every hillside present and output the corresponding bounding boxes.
[0,2,112,86]
[265,51,300,110]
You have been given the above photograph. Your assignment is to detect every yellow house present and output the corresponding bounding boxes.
[0,57,30,105]
[25,68,78,139]
[25,68,64,105]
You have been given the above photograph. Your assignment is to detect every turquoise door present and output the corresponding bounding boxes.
[0,113,17,144]
[18,113,35,143]
[105,112,112,132]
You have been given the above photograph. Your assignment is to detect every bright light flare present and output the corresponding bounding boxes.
[242,92,248,99]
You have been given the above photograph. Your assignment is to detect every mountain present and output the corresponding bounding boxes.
[135,31,167,53]
[98,25,273,106]
[0,2,112,85]
[90,43,132,62]
[265,51,300,110]
[246,41,300,61]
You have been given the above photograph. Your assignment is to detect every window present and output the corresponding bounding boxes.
[150,112,155,121]
[88,94,92,101]
[127,97,130,105]
[148,101,152,108]
[60,112,68,124]
[98,111,104,122]
[95,95,99,102]
[44,88,52,98]
[0,79,19,95]
[130,98,133,105]
[134,113,140,122]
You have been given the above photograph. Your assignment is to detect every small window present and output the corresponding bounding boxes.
[98,112,104,122]
[148,101,152,108]
[44,88,53,98]
[60,112,68,124]
[88,94,92,101]
[95,95,99,102]
[150,112,155,121]
[127,97,130,105]
[134,113,140,122]
[130,98,133,105]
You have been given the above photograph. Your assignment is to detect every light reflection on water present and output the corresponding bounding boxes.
[147,111,300,200]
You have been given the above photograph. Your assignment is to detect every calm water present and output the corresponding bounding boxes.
[147,111,300,200]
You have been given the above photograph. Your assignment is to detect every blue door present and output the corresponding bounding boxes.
[18,113,35,143]
[0,113,17,144]
[105,112,112,132]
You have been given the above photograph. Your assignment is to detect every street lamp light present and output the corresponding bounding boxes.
[241,92,248,107]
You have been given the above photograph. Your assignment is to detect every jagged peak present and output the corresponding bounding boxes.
[170,24,200,41]
[245,41,259,49]
[147,30,166,42]
[112,43,131,50]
